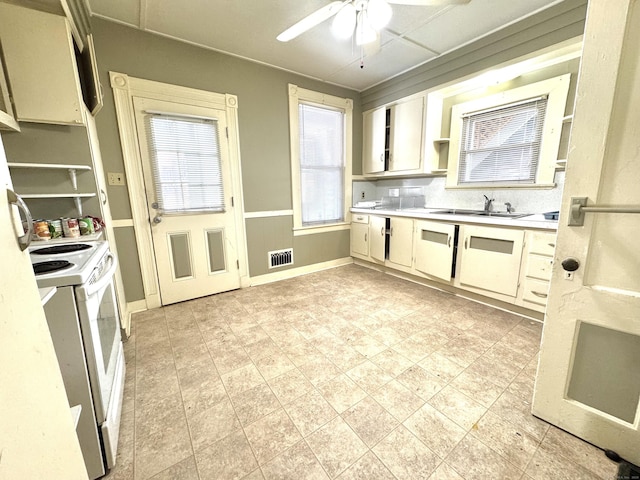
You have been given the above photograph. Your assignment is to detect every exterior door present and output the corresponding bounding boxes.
[532,0,640,465]
[133,97,240,305]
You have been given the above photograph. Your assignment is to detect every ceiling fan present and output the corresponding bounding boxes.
[277,0,471,46]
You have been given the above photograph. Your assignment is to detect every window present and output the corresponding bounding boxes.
[146,114,224,214]
[447,74,570,188]
[458,97,548,185]
[288,84,353,235]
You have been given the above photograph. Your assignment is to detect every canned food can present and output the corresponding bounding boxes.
[61,217,80,238]
[33,220,51,240]
[79,217,95,235]
[48,219,63,239]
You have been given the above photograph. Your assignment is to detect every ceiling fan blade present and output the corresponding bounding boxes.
[277,1,345,42]
[387,0,471,5]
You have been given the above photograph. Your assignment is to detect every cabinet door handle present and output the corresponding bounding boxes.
[380,153,384,162]
[364,233,367,242]
[448,235,451,248]
[389,227,393,237]
[464,237,468,249]
[7,188,33,251]
[548,243,555,248]
[381,226,385,237]
[532,291,548,298]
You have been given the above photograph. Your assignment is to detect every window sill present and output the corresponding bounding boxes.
[445,183,557,190]
[293,222,350,236]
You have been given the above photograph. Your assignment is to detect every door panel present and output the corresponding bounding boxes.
[458,225,524,297]
[532,0,640,464]
[133,97,240,305]
[388,217,413,267]
[363,107,386,174]
[414,220,455,281]
[369,215,386,263]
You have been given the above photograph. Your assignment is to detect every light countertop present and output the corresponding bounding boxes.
[350,207,558,230]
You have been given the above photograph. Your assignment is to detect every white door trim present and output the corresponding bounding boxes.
[110,72,249,309]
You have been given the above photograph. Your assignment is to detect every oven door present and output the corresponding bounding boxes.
[75,252,122,424]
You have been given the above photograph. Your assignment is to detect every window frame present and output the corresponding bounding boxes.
[446,74,571,189]
[288,84,353,236]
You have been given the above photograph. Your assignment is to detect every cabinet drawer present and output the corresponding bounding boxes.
[522,278,550,306]
[526,254,554,281]
[352,214,369,224]
[529,231,556,256]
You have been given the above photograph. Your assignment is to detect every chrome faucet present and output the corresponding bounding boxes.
[505,202,513,214]
[483,195,494,212]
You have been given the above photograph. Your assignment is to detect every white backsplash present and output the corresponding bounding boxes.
[354,171,564,214]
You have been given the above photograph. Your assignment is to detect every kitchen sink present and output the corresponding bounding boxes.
[429,209,530,219]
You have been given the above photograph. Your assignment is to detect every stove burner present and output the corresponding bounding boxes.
[31,244,92,255]
[33,260,73,275]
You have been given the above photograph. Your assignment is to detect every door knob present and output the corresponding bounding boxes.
[561,257,580,272]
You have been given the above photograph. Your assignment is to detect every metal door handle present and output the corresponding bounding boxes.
[569,196,640,226]
[381,226,385,236]
[7,189,33,251]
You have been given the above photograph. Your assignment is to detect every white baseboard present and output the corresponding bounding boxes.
[122,299,147,337]
[249,257,353,286]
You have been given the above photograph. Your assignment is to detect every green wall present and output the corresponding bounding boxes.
[90,18,360,301]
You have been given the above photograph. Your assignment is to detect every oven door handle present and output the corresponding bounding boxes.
[80,252,118,298]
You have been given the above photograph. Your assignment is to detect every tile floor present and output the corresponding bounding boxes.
[105,264,618,480]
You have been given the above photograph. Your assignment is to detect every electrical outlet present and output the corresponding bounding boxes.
[108,172,126,186]
[360,191,365,199]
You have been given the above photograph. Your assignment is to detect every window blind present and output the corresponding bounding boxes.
[298,103,345,226]
[146,114,225,214]
[458,97,548,185]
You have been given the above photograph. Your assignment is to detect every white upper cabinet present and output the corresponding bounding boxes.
[363,107,386,175]
[362,95,425,176]
[0,39,19,131]
[0,3,84,126]
[388,97,424,173]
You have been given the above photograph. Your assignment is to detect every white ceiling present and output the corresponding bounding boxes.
[87,0,565,91]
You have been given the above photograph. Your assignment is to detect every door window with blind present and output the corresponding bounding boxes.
[446,74,571,188]
[146,114,224,214]
[288,84,353,235]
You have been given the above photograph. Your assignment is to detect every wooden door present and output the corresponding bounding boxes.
[532,0,640,464]
[133,97,241,305]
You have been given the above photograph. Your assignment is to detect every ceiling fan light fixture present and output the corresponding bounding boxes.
[331,3,357,40]
[367,0,393,30]
[356,10,377,45]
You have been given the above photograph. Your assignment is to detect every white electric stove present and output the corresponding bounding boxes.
[30,240,124,479]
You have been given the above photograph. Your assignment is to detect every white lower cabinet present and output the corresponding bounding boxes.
[350,215,369,258]
[388,217,414,268]
[369,215,386,263]
[414,220,457,282]
[458,225,525,297]
[519,231,557,312]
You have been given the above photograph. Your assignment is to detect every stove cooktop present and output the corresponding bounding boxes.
[29,241,110,288]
